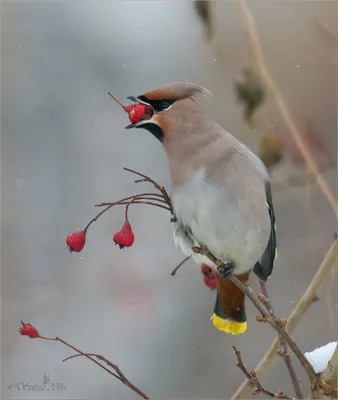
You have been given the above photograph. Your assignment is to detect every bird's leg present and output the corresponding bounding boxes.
[217,262,236,279]
[192,245,235,279]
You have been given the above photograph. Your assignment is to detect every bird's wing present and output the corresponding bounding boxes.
[253,181,277,281]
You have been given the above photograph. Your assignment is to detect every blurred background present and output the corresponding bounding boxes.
[1,1,337,399]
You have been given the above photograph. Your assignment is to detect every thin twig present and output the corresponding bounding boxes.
[39,336,149,399]
[86,193,167,230]
[96,200,171,212]
[63,352,150,399]
[170,256,191,276]
[192,244,317,382]
[235,275,316,381]
[259,281,303,399]
[232,346,293,399]
[231,238,337,400]
[236,0,338,216]
[108,92,126,110]
[123,167,173,213]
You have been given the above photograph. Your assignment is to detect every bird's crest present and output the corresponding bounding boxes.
[140,82,212,102]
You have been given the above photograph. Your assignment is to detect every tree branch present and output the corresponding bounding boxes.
[231,238,337,400]
[259,281,303,399]
[63,352,150,399]
[232,346,293,399]
[37,335,150,399]
[312,343,338,399]
[235,0,338,216]
[232,275,317,382]
[192,244,317,382]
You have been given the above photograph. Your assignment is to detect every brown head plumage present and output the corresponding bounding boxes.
[139,82,212,102]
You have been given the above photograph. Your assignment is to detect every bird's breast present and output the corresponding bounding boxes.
[171,169,270,274]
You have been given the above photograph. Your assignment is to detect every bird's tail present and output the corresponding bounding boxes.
[210,271,250,335]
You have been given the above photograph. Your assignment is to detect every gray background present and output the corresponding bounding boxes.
[1,1,337,399]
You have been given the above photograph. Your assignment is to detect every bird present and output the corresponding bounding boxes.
[124,82,277,335]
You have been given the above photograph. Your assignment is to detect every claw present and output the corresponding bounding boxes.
[217,262,236,279]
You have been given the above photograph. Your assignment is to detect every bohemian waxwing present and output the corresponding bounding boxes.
[125,82,277,334]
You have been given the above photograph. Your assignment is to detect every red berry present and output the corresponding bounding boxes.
[123,105,134,113]
[203,275,217,289]
[201,264,213,276]
[19,321,39,339]
[113,220,135,249]
[201,264,217,289]
[66,230,86,253]
[124,104,147,124]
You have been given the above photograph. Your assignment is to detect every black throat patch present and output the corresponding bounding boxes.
[135,122,164,142]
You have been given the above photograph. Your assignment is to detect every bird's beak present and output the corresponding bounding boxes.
[124,96,155,129]
[126,96,140,103]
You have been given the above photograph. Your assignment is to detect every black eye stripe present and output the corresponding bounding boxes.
[138,96,176,111]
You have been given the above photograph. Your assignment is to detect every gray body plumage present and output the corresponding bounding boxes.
[162,97,271,275]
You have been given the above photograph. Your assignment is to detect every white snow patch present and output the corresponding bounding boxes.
[305,342,337,373]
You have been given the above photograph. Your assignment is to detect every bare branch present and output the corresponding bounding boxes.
[236,0,338,216]
[259,281,303,399]
[123,167,173,213]
[192,244,317,382]
[231,238,337,400]
[232,346,293,399]
[63,352,150,399]
[312,343,338,399]
[38,336,150,399]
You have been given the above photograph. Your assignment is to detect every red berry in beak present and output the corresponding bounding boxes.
[113,220,135,249]
[19,321,40,338]
[66,230,86,253]
[123,104,147,124]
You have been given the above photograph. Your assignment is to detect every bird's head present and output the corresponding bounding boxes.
[124,82,212,142]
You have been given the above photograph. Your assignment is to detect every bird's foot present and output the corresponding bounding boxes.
[217,262,236,279]
[170,214,177,223]
[192,245,235,279]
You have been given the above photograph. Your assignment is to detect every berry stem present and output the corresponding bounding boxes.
[108,92,126,111]
[125,197,137,220]
[85,194,169,231]
[96,200,170,210]
[170,256,191,276]
[123,167,173,213]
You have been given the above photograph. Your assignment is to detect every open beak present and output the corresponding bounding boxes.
[125,122,136,129]
[124,96,155,129]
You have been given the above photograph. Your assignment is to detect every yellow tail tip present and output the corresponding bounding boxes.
[211,313,247,335]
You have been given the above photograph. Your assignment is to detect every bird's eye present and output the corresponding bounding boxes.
[159,101,170,110]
